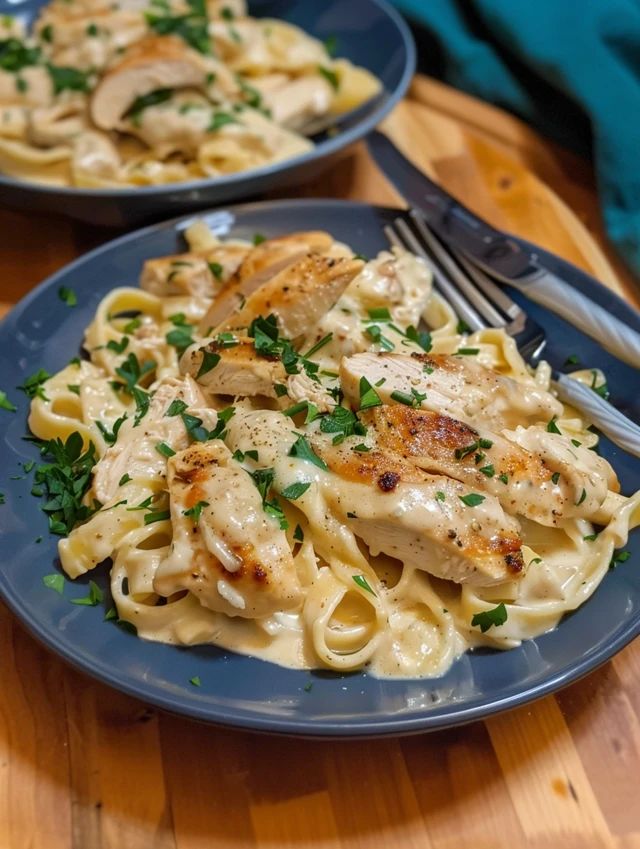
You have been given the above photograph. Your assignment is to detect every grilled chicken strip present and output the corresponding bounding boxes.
[216,254,364,338]
[364,405,614,525]
[91,35,236,129]
[154,441,302,618]
[313,438,525,587]
[91,375,215,505]
[340,352,563,431]
[199,231,336,331]
[224,409,525,587]
[140,244,249,299]
[181,337,286,398]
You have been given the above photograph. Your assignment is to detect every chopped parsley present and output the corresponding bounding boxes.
[31,432,97,535]
[610,549,631,568]
[70,579,103,606]
[293,524,304,542]
[583,532,598,541]
[250,467,287,529]
[183,500,209,523]
[304,333,333,359]
[47,64,91,95]
[208,111,238,132]
[458,492,485,507]
[126,88,172,126]
[86,22,98,36]
[96,414,126,446]
[576,488,587,506]
[367,307,391,321]
[323,34,338,56]
[590,369,610,400]
[498,473,509,484]
[106,336,129,354]
[208,261,224,280]
[252,233,266,245]
[455,439,492,460]
[551,472,561,485]
[456,347,480,356]
[318,64,339,90]
[479,464,495,477]
[319,405,366,442]
[288,434,327,470]
[196,349,220,379]
[283,401,320,424]
[41,24,54,43]
[280,481,311,501]
[67,384,80,395]
[390,388,426,407]
[146,0,211,54]
[435,491,446,501]
[118,473,131,486]
[365,324,395,351]
[0,38,40,73]
[546,417,561,434]
[144,509,171,525]
[0,390,16,411]
[189,675,202,687]
[565,354,579,366]
[114,353,155,393]
[58,286,78,307]
[166,313,195,355]
[155,441,176,458]
[471,602,508,632]
[358,376,382,411]
[43,573,65,594]
[18,368,51,400]
[165,398,188,417]
[405,325,432,352]
[352,574,375,595]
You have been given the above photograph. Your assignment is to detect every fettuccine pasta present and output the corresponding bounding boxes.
[27,221,640,678]
[0,0,380,187]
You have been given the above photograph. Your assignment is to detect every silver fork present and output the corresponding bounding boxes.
[385,210,640,457]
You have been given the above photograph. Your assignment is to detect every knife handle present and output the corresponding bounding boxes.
[554,373,640,457]
[510,271,640,369]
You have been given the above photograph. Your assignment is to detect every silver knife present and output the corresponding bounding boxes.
[368,130,640,369]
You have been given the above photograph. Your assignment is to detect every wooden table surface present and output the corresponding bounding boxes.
[1,77,639,849]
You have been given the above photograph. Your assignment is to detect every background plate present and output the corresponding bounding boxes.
[1,199,639,737]
[0,0,415,227]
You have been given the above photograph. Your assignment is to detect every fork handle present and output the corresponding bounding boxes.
[510,270,640,369]
[554,373,640,457]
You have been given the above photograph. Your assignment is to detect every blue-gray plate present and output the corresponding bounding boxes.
[0,0,415,227]
[1,200,639,738]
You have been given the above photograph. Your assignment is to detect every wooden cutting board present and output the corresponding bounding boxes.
[0,77,639,849]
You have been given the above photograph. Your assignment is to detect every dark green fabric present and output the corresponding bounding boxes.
[392,0,640,280]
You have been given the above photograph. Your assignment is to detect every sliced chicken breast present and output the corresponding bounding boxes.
[340,352,563,431]
[199,231,335,332]
[181,336,286,398]
[364,405,608,526]
[217,254,364,338]
[154,441,302,618]
[141,244,249,300]
[312,438,525,587]
[91,376,215,505]
[90,35,236,129]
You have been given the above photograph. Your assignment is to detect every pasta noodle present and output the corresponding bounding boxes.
[27,220,640,678]
[0,0,380,188]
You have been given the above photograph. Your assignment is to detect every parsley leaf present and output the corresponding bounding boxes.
[71,579,103,606]
[459,493,485,507]
[58,286,77,306]
[546,417,561,434]
[358,376,382,411]
[406,325,432,352]
[183,500,209,523]
[0,390,16,411]
[165,398,188,417]
[18,368,51,400]
[471,602,508,632]
[318,64,339,90]
[288,435,327,470]
[155,441,176,458]
[196,349,220,379]
[293,524,304,542]
[352,574,375,595]
[43,573,65,594]
[280,481,310,500]
[126,88,172,126]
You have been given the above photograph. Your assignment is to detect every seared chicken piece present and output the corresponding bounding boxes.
[364,405,609,526]
[181,337,286,398]
[313,438,525,587]
[199,231,335,332]
[340,352,563,431]
[154,441,302,618]
[141,245,250,300]
[90,36,236,129]
[224,409,525,587]
[91,376,215,505]
[505,425,619,514]
[217,254,364,338]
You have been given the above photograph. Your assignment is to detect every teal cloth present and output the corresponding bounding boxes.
[392,0,640,280]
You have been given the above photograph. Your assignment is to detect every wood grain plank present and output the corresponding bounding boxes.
[400,723,526,849]
[0,609,73,849]
[487,697,611,843]
[556,655,640,838]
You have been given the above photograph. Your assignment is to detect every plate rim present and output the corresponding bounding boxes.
[0,0,416,198]
[1,197,639,738]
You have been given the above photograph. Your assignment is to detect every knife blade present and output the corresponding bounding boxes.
[368,130,640,369]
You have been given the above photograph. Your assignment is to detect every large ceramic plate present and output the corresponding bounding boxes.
[1,200,639,737]
[0,0,414,227]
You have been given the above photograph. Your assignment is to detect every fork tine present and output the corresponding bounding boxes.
[385,219,487,332]
[409,211,507,328]
[450,251,527,335]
